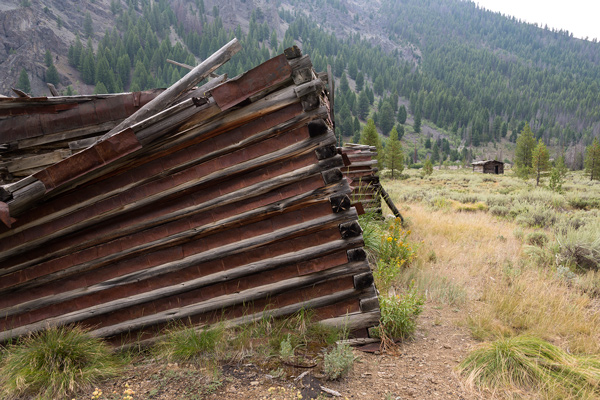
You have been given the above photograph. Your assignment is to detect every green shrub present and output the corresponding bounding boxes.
[525,231,549,247]
[490,205,510,217]
[323,343,354,380]
[515,206,557,228]
[459,335,600,398]
[0,325,121,400]
[376,285,424,340]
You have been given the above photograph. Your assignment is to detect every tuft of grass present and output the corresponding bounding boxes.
[459,335,600,399]
[0,325,121,400]
[154,323,224,363]
[323,343,354,380]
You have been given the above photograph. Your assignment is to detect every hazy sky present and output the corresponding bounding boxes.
[474,0,600,41]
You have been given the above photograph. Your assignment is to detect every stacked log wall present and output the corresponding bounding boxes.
[339,144,381,216]
[0,49,379,345]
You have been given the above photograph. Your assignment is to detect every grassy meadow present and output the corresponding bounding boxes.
[380,167,600,398]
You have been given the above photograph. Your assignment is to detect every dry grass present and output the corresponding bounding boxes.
[381,169,600,397]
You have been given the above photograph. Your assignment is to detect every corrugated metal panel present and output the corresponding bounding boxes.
[0,50,379,345]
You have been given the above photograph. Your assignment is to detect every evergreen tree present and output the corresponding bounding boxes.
[379,102,394,136]
[584,137,600,181]
[358,91,370,120]
[16,68,31,93]
[84,12,94,38]
[94,81,108,94]
[360,119,382,164]
[413,110,421,133]
[355,72,364,92]
[385,127,404,178]
[45,64,60,85]
[531,139,550,186]
[422,158,433,176]
[397,105,407,124]
[514,122,536,179]
[44,50,53,67]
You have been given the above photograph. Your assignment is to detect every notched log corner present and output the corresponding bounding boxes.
[354,272,374,290]
[329,194,351,213]
[321,168,343,185]
[339,220,362,239]
[315,144,338,160]
[284,45,303,60]
[308,119,329,138]
[347,248,367,262]
[360,297,380,312]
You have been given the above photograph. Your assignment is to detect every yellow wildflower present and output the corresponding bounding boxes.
[387,237,393,242]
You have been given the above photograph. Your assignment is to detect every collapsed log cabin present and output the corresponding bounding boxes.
[339,144,382,216]
[0,40,380,346]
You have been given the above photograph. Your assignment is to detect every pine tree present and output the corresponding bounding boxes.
[379,102,394,136]
[385,127,404,178]
[397,105,407,124]
[44,50,53,67]
[514,122,536,179]
[360,119,382,165]
[45,64,60,85]
[84,12,94,38]
[584,137,600,181]
[413,110,421,133]
[531,139,550,186]
[422,158,433,176]
[355,72,364,92]
[358,91,370,120]
[16,68,31,93]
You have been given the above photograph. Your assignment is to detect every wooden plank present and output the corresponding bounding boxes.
[97,39,241,143]
[5,150,71,174]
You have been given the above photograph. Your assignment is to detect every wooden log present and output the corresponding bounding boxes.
[46,83,59,96]
[314,144,337,160]
[329,194,352,213]
[321,168,343,185]
[0,236,365,321]
[339,221,362,239]
[379,185,404,224]
[11,88,30,98]
[359,297,380,313]
[4,150,71,174]
[307,119,329,137]
[98,38,241,142]
[326,65,334,130]
[119,287,364,350]
[0,203,357,298]
[284,45,303,59]
[353,272,374,290]
[2,162,347,275]
[319,310,381,331]
[347,248,366,262]
[87,261,365,338]
[0,129,339,264]
[0,105,330,247]
[290,55,314,85]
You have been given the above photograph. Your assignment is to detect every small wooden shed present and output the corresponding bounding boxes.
[471,160,504,174]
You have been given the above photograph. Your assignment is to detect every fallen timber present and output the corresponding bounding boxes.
[0,41,380,345]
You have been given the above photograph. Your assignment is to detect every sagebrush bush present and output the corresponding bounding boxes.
[490,205,509,217]
[556,222,600,271]
[0,325,121,400]
[323,343,354,380]
[525,231,549,247]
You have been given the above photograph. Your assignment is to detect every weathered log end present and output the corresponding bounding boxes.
[353,272,374,290]
[308,119,329,138]
[360,296,380,313]
[339,220,362,239]
[322,168,343,185]
[347,248,367,263]
[329,194,351,213]
[315,144,337,160]
[284,45,303,59]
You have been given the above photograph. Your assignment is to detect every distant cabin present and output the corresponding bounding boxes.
[471,160,504,174]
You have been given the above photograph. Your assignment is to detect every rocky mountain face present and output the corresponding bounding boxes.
[0,0,415,97]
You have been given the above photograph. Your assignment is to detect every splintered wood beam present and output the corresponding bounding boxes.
[166,59,220,78]
[46,83,59,96]
[98,38,241,143]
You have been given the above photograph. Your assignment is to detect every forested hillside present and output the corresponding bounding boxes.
[3,0,600,166]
